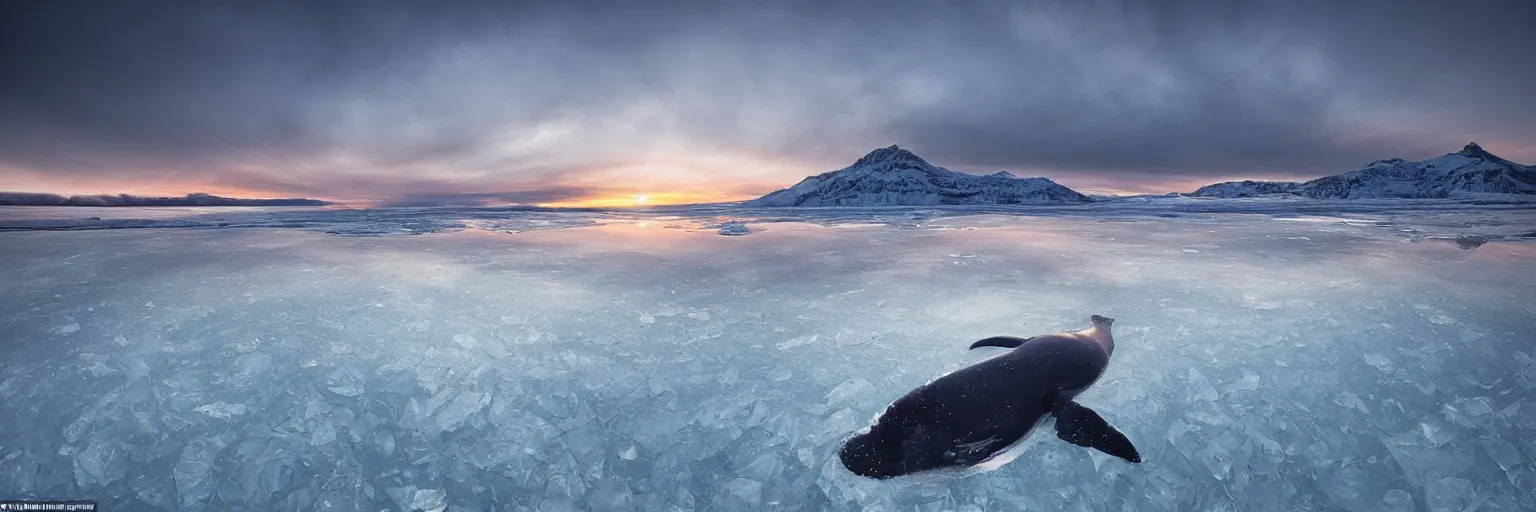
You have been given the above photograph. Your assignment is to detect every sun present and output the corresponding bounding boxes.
[538,191,726,208]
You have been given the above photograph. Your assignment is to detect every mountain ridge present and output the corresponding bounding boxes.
[745,145,1090,207]
[1192,143,1536,199]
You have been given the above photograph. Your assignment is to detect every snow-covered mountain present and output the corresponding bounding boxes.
[1192,143,1536,198]
[1187,181,1300,198]
[745,145,1089,207]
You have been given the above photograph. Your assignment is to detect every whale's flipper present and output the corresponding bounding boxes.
[1052,401,1141,463]
[968,336,1035,350]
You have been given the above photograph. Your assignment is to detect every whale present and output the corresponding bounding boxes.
[838,315,1141,479]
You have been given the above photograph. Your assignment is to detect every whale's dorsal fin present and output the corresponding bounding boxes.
[1052,400,1141,463]
[968,336,1035,350]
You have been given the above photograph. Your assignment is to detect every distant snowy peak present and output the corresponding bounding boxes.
[850,144,930,168]
[1304,142,1536,198]
[1191,143,1536,199]
[1456,142,1502,162]
[1190,180,1300,198]
[746,145,1089,207]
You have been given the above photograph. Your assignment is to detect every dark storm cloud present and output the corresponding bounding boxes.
[896,0,1536,177]
[1,0,1532,200]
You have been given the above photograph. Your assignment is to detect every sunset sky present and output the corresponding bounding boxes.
[2,0,1533,206]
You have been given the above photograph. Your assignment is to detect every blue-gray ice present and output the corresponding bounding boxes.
[2,198,1535,511]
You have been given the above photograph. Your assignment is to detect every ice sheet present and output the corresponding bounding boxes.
[2,202,1534,510]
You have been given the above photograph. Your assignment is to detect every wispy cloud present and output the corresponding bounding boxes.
[1,0,1532,203]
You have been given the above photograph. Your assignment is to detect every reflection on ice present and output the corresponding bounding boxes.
[0,204,1533,510]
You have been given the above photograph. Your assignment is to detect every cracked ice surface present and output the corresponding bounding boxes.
[1,204,1535,511]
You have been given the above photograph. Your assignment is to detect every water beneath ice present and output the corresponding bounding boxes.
[2,199,1535,511]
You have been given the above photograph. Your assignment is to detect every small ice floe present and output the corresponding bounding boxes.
[1454,234,1489,250]
[775,334,818,350]
[194,402,248,419]
[718,222,751,236]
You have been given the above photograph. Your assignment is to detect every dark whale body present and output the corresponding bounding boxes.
[838,315,1141,479]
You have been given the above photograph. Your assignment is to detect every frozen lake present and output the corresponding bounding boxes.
[2,200,1535,511]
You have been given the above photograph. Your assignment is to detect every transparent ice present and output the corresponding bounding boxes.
[1,198,1534,510]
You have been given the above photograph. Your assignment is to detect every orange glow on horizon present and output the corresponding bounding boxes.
[11,155,1322,208]
[1,176,773,208]
[1,147,811,207]
[535,191,753,208]
[7,173,1307,207]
